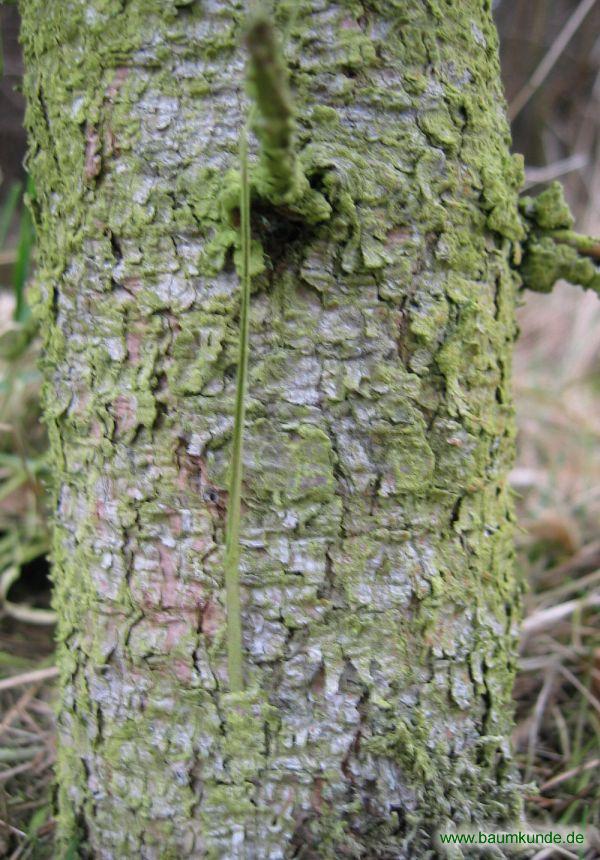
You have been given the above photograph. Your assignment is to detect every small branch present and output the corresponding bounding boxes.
[1,565,56,626]
[0,683,41,736]
[540,757,600,793]
[549,229,600,261]
[0,818,27,839]
[518,182,600,295]
[521,592,600,636]
[524,154,587,189]
[0,667,58,693]
[508,0,598,121]
[557,664,600,716]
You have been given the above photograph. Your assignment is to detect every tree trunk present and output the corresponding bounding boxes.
[20,1,524,856]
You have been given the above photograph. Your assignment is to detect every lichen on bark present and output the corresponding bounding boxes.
[20,0,526,856]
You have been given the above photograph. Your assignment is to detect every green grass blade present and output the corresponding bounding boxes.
[223,124,252,693]
[0,181,22,249]
[12,176,35,323]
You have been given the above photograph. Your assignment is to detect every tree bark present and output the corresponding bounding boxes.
[20,1,524,857]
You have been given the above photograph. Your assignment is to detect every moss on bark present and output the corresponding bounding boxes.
[21,0,525,856]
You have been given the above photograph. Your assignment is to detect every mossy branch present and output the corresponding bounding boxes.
[244,11,331,223]
[223,125,251,694]
[518,182,600,295]
[546,229,600,262]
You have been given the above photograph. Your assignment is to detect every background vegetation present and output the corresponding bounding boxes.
[0,1,599,855]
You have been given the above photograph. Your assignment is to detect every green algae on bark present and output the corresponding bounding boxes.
[20,0,526,856]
